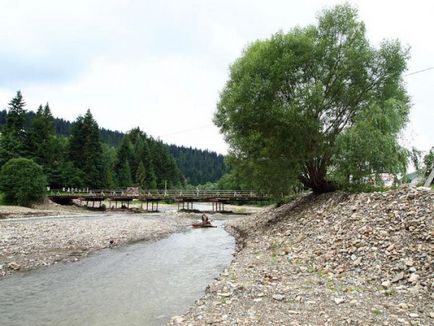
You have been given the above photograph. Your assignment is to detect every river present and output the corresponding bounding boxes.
[0,218,235,325]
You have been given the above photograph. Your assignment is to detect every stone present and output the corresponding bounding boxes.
[381,281,391,288]
[333,297,346,305]
[408,274,419,284]
[171,316,184,324]
[392,272,405,283]
[272,294,285,301]
[217,292,232,297]
[7,262,21,270]
[353,257,362,266]
[405,259,414,267]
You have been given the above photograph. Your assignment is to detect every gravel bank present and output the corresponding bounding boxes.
[170,187,433,325]
[0,213,191,277]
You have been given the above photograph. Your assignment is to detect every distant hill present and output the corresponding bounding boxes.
[0,109,226,185]
[167,145,227,185]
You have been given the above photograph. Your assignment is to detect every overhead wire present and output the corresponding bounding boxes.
[157,67,433,138]
[404,66,434,77]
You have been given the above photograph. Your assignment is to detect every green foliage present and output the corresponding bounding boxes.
[215,4,410,194]
[0,91,28,165]
[68,110,105,188]
[117,159,133,187]
[423,149,434,177]
[0,92,223,191]
[0,158,47,206]
[150,140,182,189]
[27,104,55,167]
[136,161,147,189]
[113,128,184,189]
[168,145,227,185]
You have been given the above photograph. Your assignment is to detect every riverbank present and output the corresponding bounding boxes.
[170,187,433,325]
[0,212,192,278]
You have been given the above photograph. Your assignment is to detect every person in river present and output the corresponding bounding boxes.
[201,214,211,226]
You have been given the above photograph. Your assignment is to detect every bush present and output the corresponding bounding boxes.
[0,158,47,206]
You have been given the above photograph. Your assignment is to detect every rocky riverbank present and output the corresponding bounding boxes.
[0,212,192,278]
[170,187,433,325]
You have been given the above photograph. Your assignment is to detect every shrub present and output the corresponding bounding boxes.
[0,158,47,206]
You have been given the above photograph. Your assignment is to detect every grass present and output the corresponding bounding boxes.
[371,308,382,316]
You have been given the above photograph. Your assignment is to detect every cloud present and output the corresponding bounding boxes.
[0,0,433,154]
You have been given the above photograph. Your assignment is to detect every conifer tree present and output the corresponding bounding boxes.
[68,109,105,188]
[117,159,132,187]
[136,161,146,189]
[0,91,28,165]
[27,103,55,167]
[142,137,157,189]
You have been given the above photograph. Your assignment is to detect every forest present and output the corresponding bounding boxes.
[0,92,227,190]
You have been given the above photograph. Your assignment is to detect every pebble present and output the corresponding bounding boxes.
[381,280,391,288]
[392,272,405,283]
[272,294,285,301]
[334,297,346,305]
[167,187,434,325]
[408,274,419,284]
[7,262,21,270]
[1,213,191,277]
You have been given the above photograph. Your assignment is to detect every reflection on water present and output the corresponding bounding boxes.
[0,220,235,326]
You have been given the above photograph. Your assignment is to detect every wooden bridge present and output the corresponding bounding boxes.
[48,189,269,212]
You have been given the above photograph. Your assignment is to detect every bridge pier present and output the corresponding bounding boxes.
[212,201,225,212]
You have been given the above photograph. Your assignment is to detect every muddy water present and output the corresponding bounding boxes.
[0,220,235,325]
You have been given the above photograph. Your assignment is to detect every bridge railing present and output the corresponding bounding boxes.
[48,188,268,199]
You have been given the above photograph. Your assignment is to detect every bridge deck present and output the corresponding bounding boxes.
[48,190,268,207]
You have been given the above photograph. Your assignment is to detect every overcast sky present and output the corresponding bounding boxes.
[0,0,433,154]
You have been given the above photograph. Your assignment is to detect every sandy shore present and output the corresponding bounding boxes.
[170,188,433,325]
[0,211,192,278]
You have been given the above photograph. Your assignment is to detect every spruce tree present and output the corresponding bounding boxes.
[142,137,157,189]
[68,109,105,189]
[117,159,132,187]
[136,161,146,189]
[27,103,55,167]
[0,91,28,166]
[114,136,134,187]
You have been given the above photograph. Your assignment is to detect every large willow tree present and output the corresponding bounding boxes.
[215,4,410,194]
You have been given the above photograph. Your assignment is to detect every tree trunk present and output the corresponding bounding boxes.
[299,159,336,193]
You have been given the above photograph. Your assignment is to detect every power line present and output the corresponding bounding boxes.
[405,66,434,77]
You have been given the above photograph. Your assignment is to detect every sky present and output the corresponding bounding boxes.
[0,0,433,154]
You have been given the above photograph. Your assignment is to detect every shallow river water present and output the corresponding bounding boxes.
[0,219,235,326]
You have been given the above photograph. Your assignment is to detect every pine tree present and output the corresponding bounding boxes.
[27,103,55,167]
[114,136,134,187]
[0,91,28,166]
[142,137,157,189]
[136,161,146,189]
[117,159,132,187]
[68,109,105,188]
